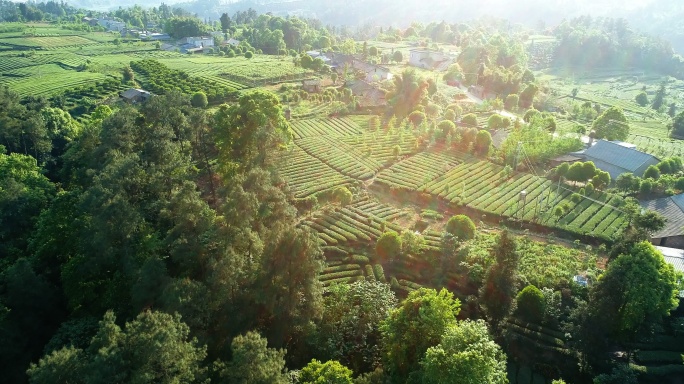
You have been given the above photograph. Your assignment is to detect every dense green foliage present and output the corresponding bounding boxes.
[381,288,460,380]
[27,311,208,383]
[375,231,402,263]
[515,285,546,323]
[300,359,354,384]
[315,281,397,373]
[445,214,476,241]
[1,7,683,384]
[420,320,507,384]
[592,106,629,141]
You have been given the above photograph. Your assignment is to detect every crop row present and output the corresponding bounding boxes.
[158,55,311,85]
[290,117,363,139]
[303,198,407,246]
[627,134,684,158]
[296,136,383,180]
[130,59,241,102]
[0,63,106,97]
[339,131,418,166]
[279,146,353,198]
[417,159,627,239]
[376,151,462,189]
[0,35,98,48]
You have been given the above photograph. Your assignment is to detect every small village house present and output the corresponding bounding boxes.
[302,79,321,93]
[121,88,152,104]
[642,194,684,249]
[572,139,660,182]
[409,49,455,71]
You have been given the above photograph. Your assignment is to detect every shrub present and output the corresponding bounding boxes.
[487,114,504,129]
[408,111,426,127]
[571,193,582,203]
[461,113,478,127]
[640,179,654,195]
[644,165,660,180]
[473,130,492,156]
[516,285,545,323]
[376,231,402,262]
[505,94,519,110]
[244,51,253,59]
[191,91,208,108]
[445,215,476,241]
[400,230,425,257]
[523,108,539,123]
[437,120,455,139]
[334,187,353,206]
[675,177,684,191]
[635,91,649,107]
[585,183,594,195]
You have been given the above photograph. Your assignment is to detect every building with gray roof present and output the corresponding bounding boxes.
[578,140,660,182]
[642,194,684,249]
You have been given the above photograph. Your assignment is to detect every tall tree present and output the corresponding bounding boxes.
[651,82,666,111]
[315,281,397,373]
[27,310,208,383]
[592,106,629,141]
[420,320,507,384]
[381,288,460,380]
[386,69,428,119]
[0,259,65,383]
[590,242,678,344]
[479,230,519,331]
[219,12,231,32]
[213,90,291,178]
[0,150,55,263]
[219,331,289,384]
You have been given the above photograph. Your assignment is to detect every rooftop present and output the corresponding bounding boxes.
[655,246,684,274]
[583,139,658,173]
[641,194,684,239]
[121,88,150,99]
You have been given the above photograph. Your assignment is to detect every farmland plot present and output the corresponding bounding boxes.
[375,151,463,189]
[420,159,627,239]
[0,35,98,49]
[302,197,408,247]
[158,55,312,85]
[0,63,105,96]
[290,117,364,139]
[296,136,383,180]
[279,145,354,198]
[339,131,418,166]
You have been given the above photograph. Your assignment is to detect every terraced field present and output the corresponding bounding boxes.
[339,131,417,165]
[304,197,444,253]
[0,63,106,96]
[628,134,684,158]
[279,145,354,198]
[303,198,409,246]
[0,35,99,48]
[290,117,364,139]
[157,55,312,85]
[319,251,387,287]
[297,136,383,179]
[419,159,628,239]
[376,151,464,189]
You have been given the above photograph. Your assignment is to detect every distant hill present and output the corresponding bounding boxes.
[62,0,684,54]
